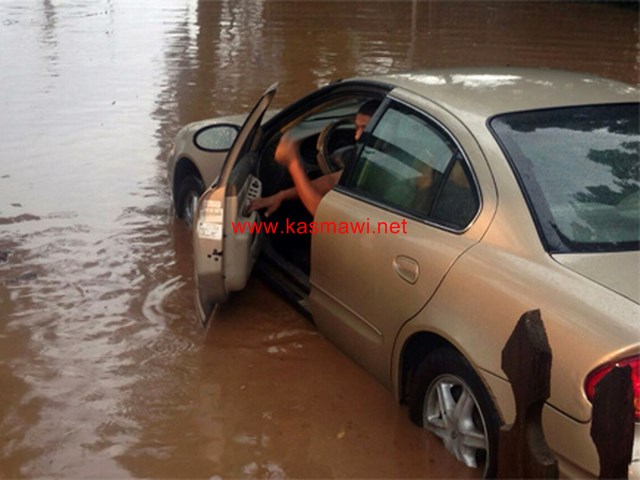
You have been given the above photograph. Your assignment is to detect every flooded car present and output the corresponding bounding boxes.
[167,68,640,478]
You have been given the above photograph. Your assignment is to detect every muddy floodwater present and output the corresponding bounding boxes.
[0,1,637,478]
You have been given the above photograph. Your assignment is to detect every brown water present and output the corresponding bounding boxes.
[0,1,637,478]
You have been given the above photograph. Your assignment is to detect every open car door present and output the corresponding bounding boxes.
[193,83,277,324]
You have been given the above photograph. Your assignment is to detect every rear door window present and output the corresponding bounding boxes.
[345,101,479,230]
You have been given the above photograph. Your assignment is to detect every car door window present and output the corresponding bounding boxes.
[431,155,479,229]
[347,102,479,229]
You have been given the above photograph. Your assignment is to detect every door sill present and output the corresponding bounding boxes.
[255,241,312,319]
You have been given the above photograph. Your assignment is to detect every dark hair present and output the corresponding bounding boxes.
[358,99,381,117]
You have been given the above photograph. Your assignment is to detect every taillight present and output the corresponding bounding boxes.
[585,355,640,421]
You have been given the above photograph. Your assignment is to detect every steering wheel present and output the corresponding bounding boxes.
[316,118,353,175]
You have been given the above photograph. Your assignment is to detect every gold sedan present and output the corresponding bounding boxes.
[172,68,640,478]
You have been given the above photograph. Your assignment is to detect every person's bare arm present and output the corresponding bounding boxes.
[285,160,323,216]
[250,135,341,217]
[248,188,292,217]
[310,170,341,196]
[249,170,340,216]
[274,135,341,216]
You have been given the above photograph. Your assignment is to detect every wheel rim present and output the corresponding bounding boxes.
[424,374,489,472]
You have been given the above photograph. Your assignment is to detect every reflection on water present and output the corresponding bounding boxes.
[0,0,637,477]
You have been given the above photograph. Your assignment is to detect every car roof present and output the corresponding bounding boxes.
[355,67,639,120]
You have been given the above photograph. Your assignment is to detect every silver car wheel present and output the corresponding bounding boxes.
[184,190,199,228]
[424,374,488,470]
[176,175,205,228]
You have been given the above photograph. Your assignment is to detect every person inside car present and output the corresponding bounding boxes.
[249,100,380,217]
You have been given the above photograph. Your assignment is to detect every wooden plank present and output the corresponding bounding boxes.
[590,365,634,479]
[497,309,559,478]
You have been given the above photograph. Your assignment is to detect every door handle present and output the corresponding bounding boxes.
[393,255,420,284]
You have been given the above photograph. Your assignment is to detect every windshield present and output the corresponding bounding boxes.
[490,103,639,253]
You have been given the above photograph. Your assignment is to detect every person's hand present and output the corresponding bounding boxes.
[248,193,282,217]
[274,134,299,167]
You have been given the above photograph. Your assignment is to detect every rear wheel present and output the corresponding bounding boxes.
[176,175,205,228]
[409,348,500,478]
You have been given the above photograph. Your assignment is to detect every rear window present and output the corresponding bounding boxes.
[490,103,639,253]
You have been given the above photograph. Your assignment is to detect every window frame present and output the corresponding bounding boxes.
[337,97,482,234]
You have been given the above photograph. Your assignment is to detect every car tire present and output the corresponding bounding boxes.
[176,176,205,228]
[409,348,500,478]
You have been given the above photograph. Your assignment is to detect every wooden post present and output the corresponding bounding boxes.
[590,365,635,479]
[497,309,559,478]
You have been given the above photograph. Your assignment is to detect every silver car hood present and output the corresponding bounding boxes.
[553,251,640,303]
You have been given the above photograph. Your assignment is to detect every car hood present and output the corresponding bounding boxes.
[553,251,640,303]
[182,109,281,136]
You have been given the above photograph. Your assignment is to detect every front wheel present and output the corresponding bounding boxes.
[176,176,205,228]
[409,348,500,478]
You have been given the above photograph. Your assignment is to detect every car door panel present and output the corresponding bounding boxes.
[309,95,497,387]
[310,190,478,386]
[193,173,263,309]
[193,84,276,324]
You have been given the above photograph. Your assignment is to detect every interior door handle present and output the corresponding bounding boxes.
[393,255,420,284]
